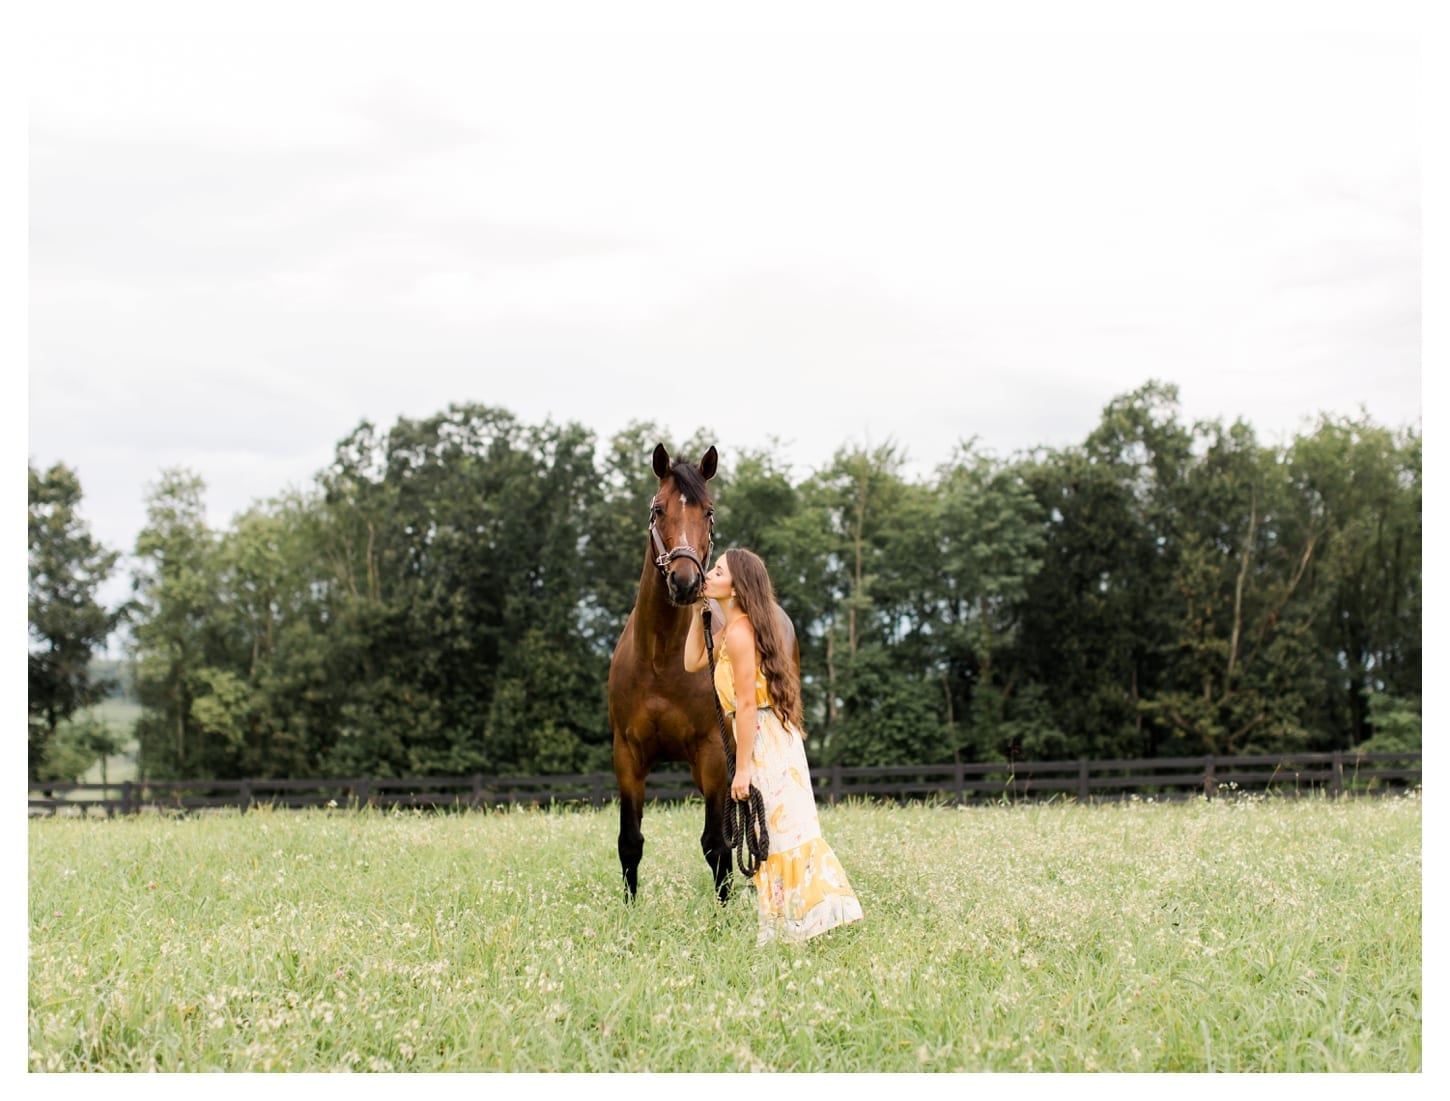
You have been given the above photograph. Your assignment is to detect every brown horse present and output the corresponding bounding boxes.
[608,444,730,901]
[608,443,799,903]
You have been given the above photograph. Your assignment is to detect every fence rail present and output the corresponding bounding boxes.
[27,751,1421,818]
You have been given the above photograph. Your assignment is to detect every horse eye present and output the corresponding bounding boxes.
[651,504,664,517]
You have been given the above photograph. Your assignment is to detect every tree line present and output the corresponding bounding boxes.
[28,381,1421,784]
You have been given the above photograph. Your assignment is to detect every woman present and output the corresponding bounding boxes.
[685,547,863,945]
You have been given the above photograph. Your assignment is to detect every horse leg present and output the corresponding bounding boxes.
[695,746,733,903]
[701,791,732,903]
[615,765,646,903]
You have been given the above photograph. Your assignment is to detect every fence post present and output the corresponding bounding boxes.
[592,774,605,808]
[471,773,483,809]
[239,779,252,814]
[1204,756,1216,802]
[953,761,965,805]
[355,778,370,809]
[121,780,133,817]
[1332,751,1344,798]
[829,766,841,806]
[1078,759,1090,802]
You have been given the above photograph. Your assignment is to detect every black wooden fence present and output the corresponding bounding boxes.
[27,750,1421,817]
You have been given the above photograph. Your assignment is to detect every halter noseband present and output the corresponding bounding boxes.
[648,504,713,579]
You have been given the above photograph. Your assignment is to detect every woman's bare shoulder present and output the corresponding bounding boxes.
[723,616,756,653]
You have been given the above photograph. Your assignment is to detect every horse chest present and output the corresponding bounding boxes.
[646,690,707,725]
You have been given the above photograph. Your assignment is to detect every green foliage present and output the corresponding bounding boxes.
[1289,417,1421,748]
[992,682,1072,762]
[28,463,126,780]
[1355,693,1421,754]
[56,382,1418,780]
[129,469,223,779]
[824,644,949,766]
[483,627,611,775]
[32,713,125,785]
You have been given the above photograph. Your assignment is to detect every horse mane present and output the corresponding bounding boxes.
[666,460,712,506]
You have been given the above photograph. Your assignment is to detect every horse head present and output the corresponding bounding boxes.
[649,443,717,607]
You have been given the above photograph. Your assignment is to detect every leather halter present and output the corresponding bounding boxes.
[648,504,713,579]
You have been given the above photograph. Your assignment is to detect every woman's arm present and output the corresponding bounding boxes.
[682,599,719,673]
[726,618,759,801]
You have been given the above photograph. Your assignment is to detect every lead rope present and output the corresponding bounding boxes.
[702,605,770,878]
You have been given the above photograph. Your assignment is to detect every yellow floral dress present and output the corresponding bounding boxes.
[714,643,863,945]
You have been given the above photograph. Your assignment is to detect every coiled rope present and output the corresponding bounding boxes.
[702,605,770,878]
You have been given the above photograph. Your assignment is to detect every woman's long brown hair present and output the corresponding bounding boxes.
[724,548,803,731]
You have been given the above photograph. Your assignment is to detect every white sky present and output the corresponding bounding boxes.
[24,15,1425,596]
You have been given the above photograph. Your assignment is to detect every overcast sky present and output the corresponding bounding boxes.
[27,28,1421,593]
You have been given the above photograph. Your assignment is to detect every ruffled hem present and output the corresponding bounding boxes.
[753,835,863,945]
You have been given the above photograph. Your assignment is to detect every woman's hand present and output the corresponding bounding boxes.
[731,766,752,802]
[682,597,710,673]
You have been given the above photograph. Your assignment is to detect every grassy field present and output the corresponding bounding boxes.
[28,793,1421,1072]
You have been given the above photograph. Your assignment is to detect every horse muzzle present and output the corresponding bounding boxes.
[664,558,705,606]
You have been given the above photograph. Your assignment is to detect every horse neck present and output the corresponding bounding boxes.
[632,550,691,657]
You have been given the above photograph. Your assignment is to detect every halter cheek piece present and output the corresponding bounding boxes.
[648,505,713,578]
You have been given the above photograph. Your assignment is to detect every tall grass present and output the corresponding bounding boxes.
[29,793,1420,1072]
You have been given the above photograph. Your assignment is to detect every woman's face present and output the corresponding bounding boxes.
[703,555,733,601]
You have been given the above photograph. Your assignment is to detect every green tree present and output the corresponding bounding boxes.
[478,417,614,774]
[309,405,619,776]
[931,445,1047,761]
[1016,446,1150,759]
[712,440,802,569]
[28,462,125,781]
[1140,420,1322,755]
[130,469,221,778]
[1012,383,1198,759]
[34,714,124,785]
[1355,692,1421,754]
[797,442,953,766]
[206,498,339,777]
[1288,416,1421,749]
[107,391,1420,780]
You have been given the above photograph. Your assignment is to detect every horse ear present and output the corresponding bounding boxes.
[699,446,718,481]
[652,443,670,479]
